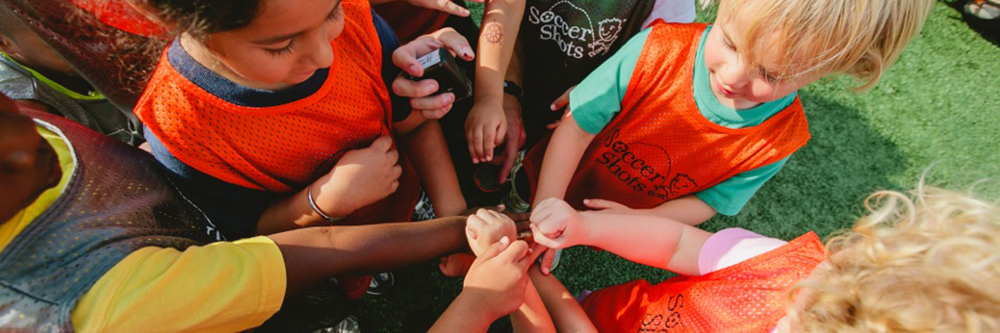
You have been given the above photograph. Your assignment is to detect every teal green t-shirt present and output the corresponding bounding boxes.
[567,25,799,216]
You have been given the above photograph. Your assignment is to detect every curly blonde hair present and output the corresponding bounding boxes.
[790,183,1000,332]
[701,0,934,90]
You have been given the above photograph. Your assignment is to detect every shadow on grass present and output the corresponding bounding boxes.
[356,91,905,332]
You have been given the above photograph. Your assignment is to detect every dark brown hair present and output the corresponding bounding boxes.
[136,0,260,37]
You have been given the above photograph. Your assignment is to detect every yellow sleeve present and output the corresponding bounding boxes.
[71,236,286,332]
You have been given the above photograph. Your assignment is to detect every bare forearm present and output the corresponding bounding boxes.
[399,120,466,216]
[258,178,332,235]
[528,267,597,333]
[533,117,595,205]
[584,212,711,275]
[475,0,526,104]
[647,195,717,226]
[269,216,467,296]
[510,280,556,333]
[431,293,497,332]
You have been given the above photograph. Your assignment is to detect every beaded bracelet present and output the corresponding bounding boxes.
[307,184,342,221]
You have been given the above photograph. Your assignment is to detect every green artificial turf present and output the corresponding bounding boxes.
[357,1,999,331]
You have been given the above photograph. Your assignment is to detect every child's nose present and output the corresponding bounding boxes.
[303,33,335,69]
[720,59,751,89]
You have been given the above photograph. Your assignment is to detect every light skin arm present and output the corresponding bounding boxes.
[395,112,467,216]
[528,266,597,333]
[584,195,718,226]
[510,279,557,333]
[532,198,712,275]
[269,216,468,296]
[532,114,595,205]
[431,238,547,332]
[465,0,526,163]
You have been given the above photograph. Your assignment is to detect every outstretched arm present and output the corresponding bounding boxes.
[532,198,712,275]
[532,114,595,205]
[583,195,717,226]
[528,266,597,333]
[270,216,467,295]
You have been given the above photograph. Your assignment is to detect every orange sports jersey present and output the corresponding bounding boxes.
[580,232,826,332]
[525,23,810,210]
[135,0,420,223]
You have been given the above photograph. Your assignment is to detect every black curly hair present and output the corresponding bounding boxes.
[135,0,260,37]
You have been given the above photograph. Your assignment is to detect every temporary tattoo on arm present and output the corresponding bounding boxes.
[485,20,503,44]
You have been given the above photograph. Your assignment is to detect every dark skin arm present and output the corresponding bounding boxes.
[269,216,467,296]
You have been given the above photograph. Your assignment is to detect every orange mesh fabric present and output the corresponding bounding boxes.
[0,0,163,110]
[135,0,419,224]
[581,232,826,332]
[525,23,809,210]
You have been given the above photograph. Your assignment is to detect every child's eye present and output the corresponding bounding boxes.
[265,40,295,56]
[758,68,779,82]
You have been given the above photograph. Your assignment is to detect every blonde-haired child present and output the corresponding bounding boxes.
[525,182,1000,331]
[521,0,936,273]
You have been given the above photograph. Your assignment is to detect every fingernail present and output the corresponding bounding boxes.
[550,104,557,111]
[409,64,420,74]
[497,204,506,210]
[462,48,474,58]
[583,199,590,204]
[500,236,510,245]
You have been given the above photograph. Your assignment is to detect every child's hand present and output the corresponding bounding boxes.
[315,136,401,218]
[461,237,546,321]
[546,86,575,130]
[530,198,592,249]
[466,208,518,256]
[392,28,475,120]
[465,99,506,164]
[402,0,484,17]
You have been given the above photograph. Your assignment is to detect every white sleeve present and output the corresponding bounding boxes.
[643,0,698,27]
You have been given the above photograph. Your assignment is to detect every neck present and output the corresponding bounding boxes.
[179,34,292,91]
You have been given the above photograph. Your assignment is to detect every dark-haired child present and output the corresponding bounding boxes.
[128,0,468,240]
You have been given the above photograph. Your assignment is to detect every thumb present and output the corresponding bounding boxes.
[476,236,512,261]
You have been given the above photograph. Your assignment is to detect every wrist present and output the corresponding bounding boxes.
[502,80,523,101]
[307,184,345,221]
[456,290,505,322]
[577,212,598,246]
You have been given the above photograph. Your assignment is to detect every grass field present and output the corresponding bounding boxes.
[357,1,999,331]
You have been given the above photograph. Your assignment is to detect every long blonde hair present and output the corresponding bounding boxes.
[791,182,1000,331]
[704,0,934,90]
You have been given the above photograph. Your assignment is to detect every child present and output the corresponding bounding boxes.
[525,184,1000,331]
[0,92,473,332]
[522,0,935,271]
[0,7,144,145]
[128,0,468,240]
